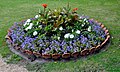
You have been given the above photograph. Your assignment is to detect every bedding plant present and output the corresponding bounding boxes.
[7,4,107,57]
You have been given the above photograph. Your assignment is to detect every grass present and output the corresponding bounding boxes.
[0,0,120,71]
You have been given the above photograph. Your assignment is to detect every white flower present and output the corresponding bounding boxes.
[112,37,113,39]
[52,20,54,22]
[68,19,71,21]
[53,16,56,18]
[61,12,64,14]
[70,34,74,38]
[54,28,57,31]
[24,19,31,27]
[86,20,88,22]
[54,9,57,12]
[59,15,62,18]
[63,9,66,12]
[64,21,67,23]
[59,27,63,31]
[25,27,28,31]
[58,37,60,40]
[48,13,51,16]
[82,24,84,27]
[38,25,42,29]
[64,33,70,38]
[88,26,92,32]
[76,30,80,34]
[84,18,87,21]
[35,15,40,19]
[33,31,38,36]
[23,22,29,27]
[25,27,29,31]
[29,23,33,28]
[48,16,52,18]
[37,22,39,25]
[79,16,82,19]
[26,19,31,23]
[25,23,33,31]
[72,29,74,32]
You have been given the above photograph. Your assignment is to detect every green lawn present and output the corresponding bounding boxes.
[0,0,120,72]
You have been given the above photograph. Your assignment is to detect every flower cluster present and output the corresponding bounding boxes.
[8,4,107,54]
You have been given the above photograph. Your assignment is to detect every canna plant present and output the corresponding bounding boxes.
[23,3,91,41]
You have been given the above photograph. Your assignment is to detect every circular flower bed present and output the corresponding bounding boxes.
[6,4,110,60]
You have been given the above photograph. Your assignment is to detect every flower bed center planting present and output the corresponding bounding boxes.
[6,4,110,60]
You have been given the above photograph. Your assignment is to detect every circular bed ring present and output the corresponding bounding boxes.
[5,5,110,61]
[5,20,110,61]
